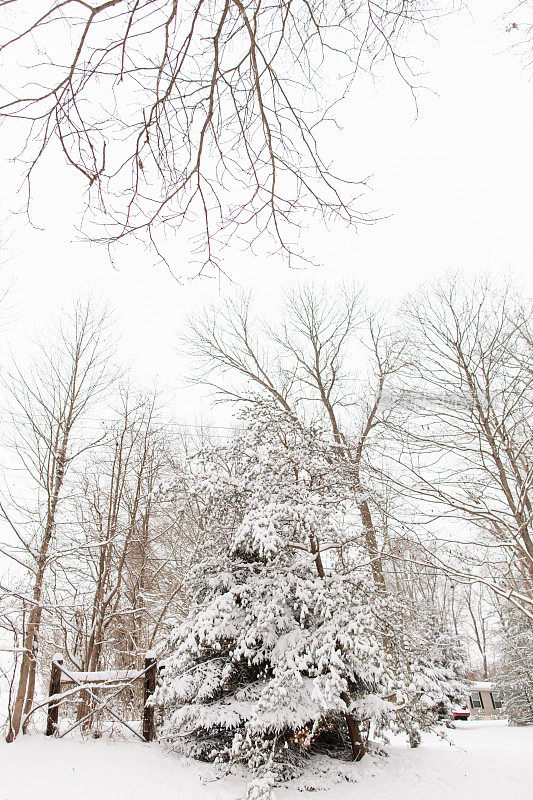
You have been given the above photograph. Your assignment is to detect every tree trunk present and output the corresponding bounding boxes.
[6,596,43,741]
[358,498,386,591]
[341,691,366,761]
[142,656,157,742]
[46,657,63,736]
[310,537,366,761]
[21,655,37,734]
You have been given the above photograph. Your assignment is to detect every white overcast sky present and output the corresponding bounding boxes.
[0,0,532,419]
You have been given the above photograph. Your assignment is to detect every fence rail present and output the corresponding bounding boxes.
[42,654,157,741]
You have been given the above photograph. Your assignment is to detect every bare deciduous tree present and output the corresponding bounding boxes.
[390,276,533,620]
[0,1,444,270]
[183,285,407,588]
[43,392,199,730]
[464,584,494,679]
[504,1,533,70]
[1,298,114,741]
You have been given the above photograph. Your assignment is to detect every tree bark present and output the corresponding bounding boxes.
[310,537,366,761]
[143,656,157,742]
[340,691,366,761]
[46,656,63,736]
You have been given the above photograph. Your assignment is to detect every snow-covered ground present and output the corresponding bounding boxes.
[0,721,531,800]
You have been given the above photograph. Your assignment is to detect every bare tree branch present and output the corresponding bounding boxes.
[0,0,447,271]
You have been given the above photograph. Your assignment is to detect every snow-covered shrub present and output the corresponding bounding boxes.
[154,401,466,786]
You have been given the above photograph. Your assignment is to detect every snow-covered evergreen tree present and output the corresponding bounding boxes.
[496,611,533,726]
[155,401,466,795]
[404,603,469,729]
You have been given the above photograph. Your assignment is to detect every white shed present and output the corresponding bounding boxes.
[468,681,503,718]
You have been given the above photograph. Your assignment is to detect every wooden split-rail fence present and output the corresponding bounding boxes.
[39,654,158,741]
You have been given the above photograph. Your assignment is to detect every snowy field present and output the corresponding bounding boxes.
[0,721,531,800]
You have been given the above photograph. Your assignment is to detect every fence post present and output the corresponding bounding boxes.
[143,655,157,742]
[45,655,63,736]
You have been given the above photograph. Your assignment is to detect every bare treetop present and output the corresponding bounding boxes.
[0,1,443,272]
